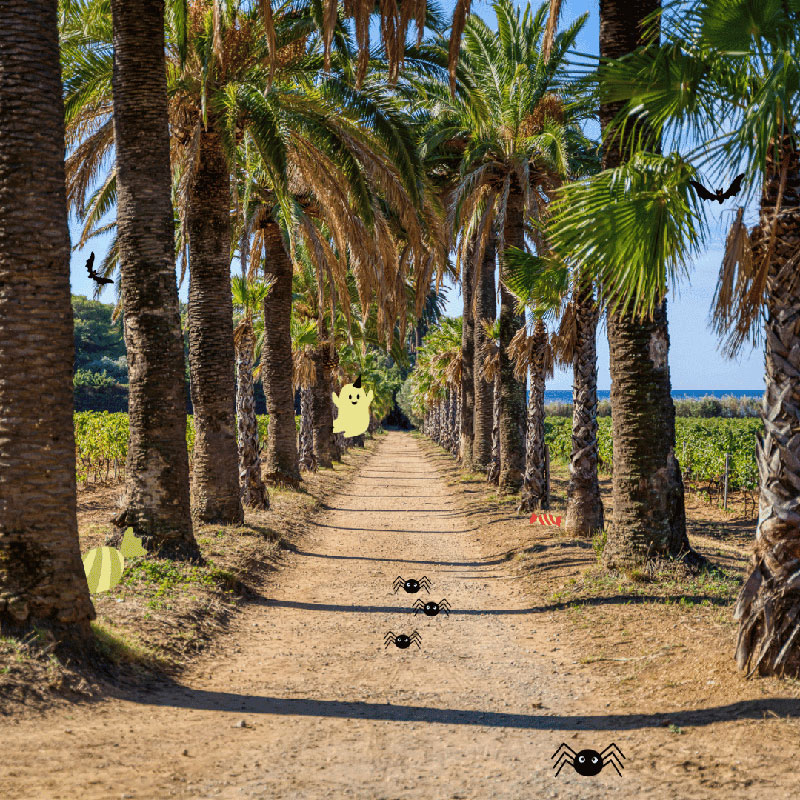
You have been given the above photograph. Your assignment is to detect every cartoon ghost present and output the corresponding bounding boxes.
[332,375,374,437]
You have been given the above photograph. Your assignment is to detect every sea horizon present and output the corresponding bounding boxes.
[544,388,763,403]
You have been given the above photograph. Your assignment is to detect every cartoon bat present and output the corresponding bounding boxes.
[688,173,744,204]
[85,251,113,286]
[82,527,146,594]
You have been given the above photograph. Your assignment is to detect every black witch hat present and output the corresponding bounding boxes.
[353,374,362,388]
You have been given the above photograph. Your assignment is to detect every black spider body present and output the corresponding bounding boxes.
[384,630,421,649]
[552,743,625,777]
[412,598,451,616]
[393,575,431,594]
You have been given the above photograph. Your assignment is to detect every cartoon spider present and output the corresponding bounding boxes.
[393,575,431,594]
[384,630,422,649]
[412,598,450,616]
[552,743,625,777]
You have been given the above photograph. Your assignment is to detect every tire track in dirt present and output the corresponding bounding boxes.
[0,431,650,799]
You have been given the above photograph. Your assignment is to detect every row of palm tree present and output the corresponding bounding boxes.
[1,0,797,684]
[410,0,800,678]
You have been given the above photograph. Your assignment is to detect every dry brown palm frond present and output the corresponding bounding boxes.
[508,324,533,380]
[64,117,115,217]
[292,347,317,390]
[541,0,563,65]
[258,0,277,87]
[444,352,463,387]
[550,299,577,366]
[449,0,471,93]
[478,318,500,383]
[711,207,762,358]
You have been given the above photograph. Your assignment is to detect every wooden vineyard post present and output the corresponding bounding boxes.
[723,452,729,511]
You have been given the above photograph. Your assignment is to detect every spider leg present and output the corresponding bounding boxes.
[383,632,396,648]
[600,742,626,760]
[603,756,622,777]
[409,630,422,648]
[439,599,450,616]
[603,752,625,774]
[551,743,576,761]
[418,576,431,592]
[412,599,423,612]
[392,577,404,593]
[552,754,572,776]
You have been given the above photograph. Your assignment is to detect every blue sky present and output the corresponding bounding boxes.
[68,0,766,392]
[437,0,765,391]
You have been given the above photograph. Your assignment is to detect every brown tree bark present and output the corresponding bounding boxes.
[299,387,317,471]
[235,317,269,509]
[311,343,337,469]
[519,318,549,511]
[261,221,300,484]
[459,240,476,469]
[564,283,604,536]
[499,188,527,492]
[599,0,696,570]
[0,0,95,642]
[734,132,800,677]
[109,0,197,557]
[187,129,243,524]
[473,231,496,470]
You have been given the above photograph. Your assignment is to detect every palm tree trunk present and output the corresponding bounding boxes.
[487,375,501,485]
[299,387,317,471]
[0,0,95,641]
[604,300,696,567]
[734,132,800,677]
[499,187,527,491]
[599,0,697,570]
[519,318,549,511]
[564,283,604,536]
[474,232,497,469]
[311,343,337,468]
[451,388,461,456]
[109,0,196,556]
[235,321,269,509]
[460,241,476,468]
[261,221,300,485]
[187,129,243,524]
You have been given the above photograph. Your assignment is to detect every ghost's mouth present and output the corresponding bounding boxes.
[350,400,358,405]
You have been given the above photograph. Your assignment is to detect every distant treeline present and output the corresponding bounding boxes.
[72,294,274,414]
[545,394,761,419]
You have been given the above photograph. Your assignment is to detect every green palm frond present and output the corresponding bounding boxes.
[546,152,707,319]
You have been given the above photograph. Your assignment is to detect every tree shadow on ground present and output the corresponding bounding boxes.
[123,685,800,731]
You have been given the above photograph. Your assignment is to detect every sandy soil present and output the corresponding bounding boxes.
[0,431,797,799]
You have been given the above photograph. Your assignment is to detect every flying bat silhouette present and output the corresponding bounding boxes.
[85,251,113,286]
[688,173,745,204]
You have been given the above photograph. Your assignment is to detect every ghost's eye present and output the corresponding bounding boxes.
[348,394,352,399]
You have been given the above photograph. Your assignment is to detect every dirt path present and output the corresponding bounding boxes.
[0,432,722,798]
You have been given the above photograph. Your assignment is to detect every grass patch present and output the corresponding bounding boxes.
[120,557,242,610]
[91,620,167,669]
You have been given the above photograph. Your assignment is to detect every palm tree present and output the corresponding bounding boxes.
[458,237,476,469]
[580,0,800,673]
[596,0,689,570]
[509,315,554,511]
[478,319,503,485]
[232,275,272,509]
[472,228,497,471]
[0,0,95,642]
[289,318,319,471]
[505,250,604,532]
[71,0,197,552]
[419,0,589,493]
